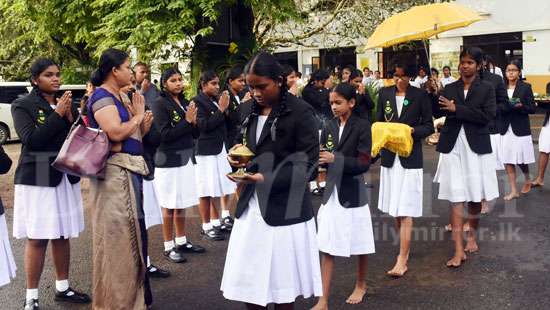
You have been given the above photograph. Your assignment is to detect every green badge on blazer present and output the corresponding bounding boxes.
[326,134,335,151]
[37,109,46,125]
[384,100,392,114]
[171,110,181,123]
[403,99,410,106]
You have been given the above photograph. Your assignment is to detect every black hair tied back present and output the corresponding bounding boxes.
[91,48,129,87]
[242,51,289,141]
[29,58,59,89]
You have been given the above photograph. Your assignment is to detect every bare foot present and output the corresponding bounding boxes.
[521,182,532,194]
[465,238,479,253]
[531,179,544,187]
[446,253,467,268]
[444,223,470,232]
[481,201,489,214]
[311,298,328,310]
[346,285,367,304]
[504,192,520,201]
[387,255,408,277]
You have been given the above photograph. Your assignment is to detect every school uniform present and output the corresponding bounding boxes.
[152,93,200,209]
[483,72,509,170]
[434,78,499,203]
[376,86,434,217]
[221,94,322,306]
[0,146,15,286]
[317,115,375,257]
[353,92,375,121]
[194,92,236,198]
[225,91,244,149]
[302,84,331,126]
[142,118,163,229]
[500,81,536,165]
[10,88,84,240]
[539,104,550,153]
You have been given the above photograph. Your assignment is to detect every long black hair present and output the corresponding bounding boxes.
[242,51,288,141]
[30,58,59,92]
[160,67,184,95]
[90,48,129,87]
[460,46,484,79]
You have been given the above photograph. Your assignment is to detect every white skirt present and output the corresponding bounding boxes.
[434,127,499,203]
[0,214,16,287]
[13,175,84,239]
[501,126,535,165]
[378,156,423,217]
[155,163,199,209]
[195,149,236,198]
[538,122,550,154]
[143,179,163,229]
[317,188,375,257]
[221,193,322,306]
[490,134,505,170]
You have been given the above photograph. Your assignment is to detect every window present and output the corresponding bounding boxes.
[0,86,29,104]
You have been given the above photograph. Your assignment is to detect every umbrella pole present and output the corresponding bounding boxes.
[423,39,431,69]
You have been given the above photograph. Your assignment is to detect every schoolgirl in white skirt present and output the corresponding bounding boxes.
[151,68,206,263]
[375,65,434,278]
[434,47,499,268]
[222,52,321,308]
[11,59,90,309]
[501,61,537,200]
[194,71,236,241]
[313,83,374,309]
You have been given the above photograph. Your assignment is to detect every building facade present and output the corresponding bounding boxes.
[275,0,550,94]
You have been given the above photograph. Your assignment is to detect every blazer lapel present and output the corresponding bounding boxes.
[247,116,259,152]
[382,87,398,122]
[455,79,466,105]
[336,116,355,150]
[399,87,414,121]
[465,77,481,104]
[256,114,274,147]
[511,81,521,99]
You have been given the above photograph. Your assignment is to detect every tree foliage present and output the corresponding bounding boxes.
[254,0,442,49]
[0,0,442,82]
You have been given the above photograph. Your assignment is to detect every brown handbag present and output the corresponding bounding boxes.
[52,115,110,178]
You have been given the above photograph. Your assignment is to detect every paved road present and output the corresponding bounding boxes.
[0,145,549,309]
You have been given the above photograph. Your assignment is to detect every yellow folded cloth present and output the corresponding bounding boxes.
[371,122,413,158]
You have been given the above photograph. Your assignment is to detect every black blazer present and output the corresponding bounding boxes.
[142,120,161,181]
[482,72,509,134]
[375,86,434,169]
[11,89,80,187]
[500,80,536,136]
[302,84,332,119]
[321,115,371,208]
[225,92,244,149]
[151,94,197,167]
[353,93,375,120]
[194,92,228,156]
[235,94,319,226]
[0,145,12,216]
[436,78,497,155]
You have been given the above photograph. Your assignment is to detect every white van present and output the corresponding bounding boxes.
[0,82,87,144]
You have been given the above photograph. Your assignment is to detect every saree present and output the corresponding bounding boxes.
[90,153,151,310]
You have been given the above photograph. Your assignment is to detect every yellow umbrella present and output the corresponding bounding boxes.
[365,2,484,49]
